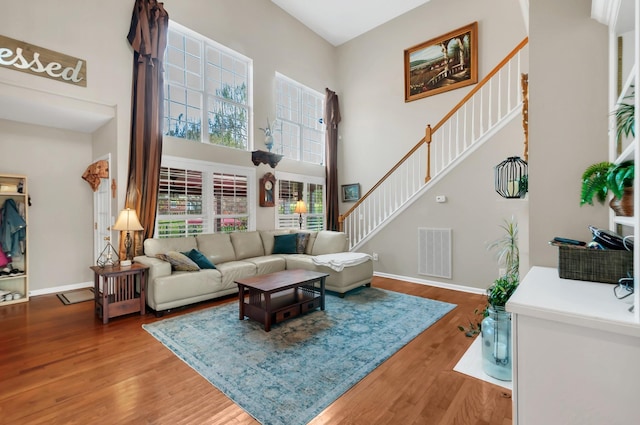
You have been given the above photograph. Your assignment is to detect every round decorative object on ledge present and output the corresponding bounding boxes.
[495,156,528,199]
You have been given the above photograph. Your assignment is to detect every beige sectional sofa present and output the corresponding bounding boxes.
[133,230,373,314]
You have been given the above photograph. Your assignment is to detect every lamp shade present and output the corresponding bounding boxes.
[113,208,144,231]
[294,200,307,214]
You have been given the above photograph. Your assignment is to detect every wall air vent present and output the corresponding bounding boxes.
[418,228,452,279]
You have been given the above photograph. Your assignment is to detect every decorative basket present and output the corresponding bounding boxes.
[557,245,633,284]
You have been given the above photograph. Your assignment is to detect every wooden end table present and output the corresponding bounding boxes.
[90,263,149,324]
[236,269,328,332]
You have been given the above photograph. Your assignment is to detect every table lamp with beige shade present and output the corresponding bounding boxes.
[113,208,144,267]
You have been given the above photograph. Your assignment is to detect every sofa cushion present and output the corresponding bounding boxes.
[183,249,216,269]
[259,229,293,254]
[150,269,223,305]
[157,251,200,271]
[304,231,318,254]
[230,231,265,260]
[244,255,287,275]
[311,231,348,255]
[273,233,298,254]
[215,261,257,290]
[296,233,310,254]
[144,237,197,258]
[196,233,236,264]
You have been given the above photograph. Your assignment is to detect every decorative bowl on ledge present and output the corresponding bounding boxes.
[251,150,283,168]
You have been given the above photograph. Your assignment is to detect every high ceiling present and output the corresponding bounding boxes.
[271,0,432,46]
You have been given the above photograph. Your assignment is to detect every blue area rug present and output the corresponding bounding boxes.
[142,287,455,425]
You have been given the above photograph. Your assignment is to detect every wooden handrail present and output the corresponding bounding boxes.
[339,37,529,230]
[432,37,528,134]
[339,136,427,226]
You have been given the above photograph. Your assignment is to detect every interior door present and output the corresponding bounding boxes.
[93,154,112,263]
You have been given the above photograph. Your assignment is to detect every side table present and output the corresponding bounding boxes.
[90,263,149,324]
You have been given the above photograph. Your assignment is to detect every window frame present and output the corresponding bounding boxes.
[274,73,325,165]
[275,171,326,231]
[155,155,256,238]
[164,20,253,150]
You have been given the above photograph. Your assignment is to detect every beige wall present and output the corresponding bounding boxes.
[336,0,530,289]
[528,0,609,267]
[0,0,607,293]
[336,0,528,205]
[359,118,529,289]
[0,119,94,291]
[0,0,336,292]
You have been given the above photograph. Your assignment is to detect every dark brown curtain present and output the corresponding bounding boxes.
[324,88,341,231]
[120,0,169,258]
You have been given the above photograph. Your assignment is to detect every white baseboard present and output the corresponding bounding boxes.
[29,281,93,297]
[373,272,486,295]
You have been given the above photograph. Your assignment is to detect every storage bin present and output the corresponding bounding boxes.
[557,245,633,284]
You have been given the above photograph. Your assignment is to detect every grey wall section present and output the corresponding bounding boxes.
[528,0,609,268]
[359,118,529,290]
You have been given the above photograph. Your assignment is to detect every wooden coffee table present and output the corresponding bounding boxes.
[236,269,328,331]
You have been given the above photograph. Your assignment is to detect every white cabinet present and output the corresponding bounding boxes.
[506,2,640,423]
[507,267,640,425]
[0,174,28,304]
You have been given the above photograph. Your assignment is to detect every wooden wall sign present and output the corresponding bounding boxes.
[0,34,87,87]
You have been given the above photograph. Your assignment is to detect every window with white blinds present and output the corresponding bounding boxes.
[213,172,248,232]
[276,172,325,231]
[157,167,205,237]
[275,73,325,165]
[156,156,255,237]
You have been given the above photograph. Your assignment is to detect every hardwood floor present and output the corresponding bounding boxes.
[0,276,512,425]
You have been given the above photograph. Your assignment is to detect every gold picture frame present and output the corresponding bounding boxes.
[404,22,478,102]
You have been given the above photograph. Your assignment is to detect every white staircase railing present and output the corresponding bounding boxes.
[340,38,529,250]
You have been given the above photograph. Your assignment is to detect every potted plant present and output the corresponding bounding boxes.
[580,161,634,216]
[615,89,634,141]
[458,218,519,326]
[458,218,519,381]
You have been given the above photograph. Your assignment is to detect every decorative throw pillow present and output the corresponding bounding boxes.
[296,233,310,254]
[273,233,298,254]
[183,249,216,269]
[156,251,200,271]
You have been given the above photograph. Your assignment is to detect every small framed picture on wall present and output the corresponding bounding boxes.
[342,183,361,202]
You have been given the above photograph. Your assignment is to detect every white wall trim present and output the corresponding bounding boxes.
[30,281,93,297]
[373,271,486,295]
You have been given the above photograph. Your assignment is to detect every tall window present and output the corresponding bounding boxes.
[164,21,252,149]
[275,73,325,165]
[156,156,255,237]
[276,172,325,230]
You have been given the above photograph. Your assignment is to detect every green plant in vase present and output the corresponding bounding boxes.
[458,218,519,337]
[580,161,634,216]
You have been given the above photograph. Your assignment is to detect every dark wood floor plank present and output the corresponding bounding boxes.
[0,276,511,424]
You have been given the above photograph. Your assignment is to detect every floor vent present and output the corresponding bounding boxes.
[418,228,452,279]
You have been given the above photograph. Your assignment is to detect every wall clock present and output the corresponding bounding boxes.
[259,172,276,207]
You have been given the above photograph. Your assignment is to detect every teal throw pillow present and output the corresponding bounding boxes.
[273,233,297,254]
[183,249,216,269]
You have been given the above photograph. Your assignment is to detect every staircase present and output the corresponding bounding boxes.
[339,38,529,251]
